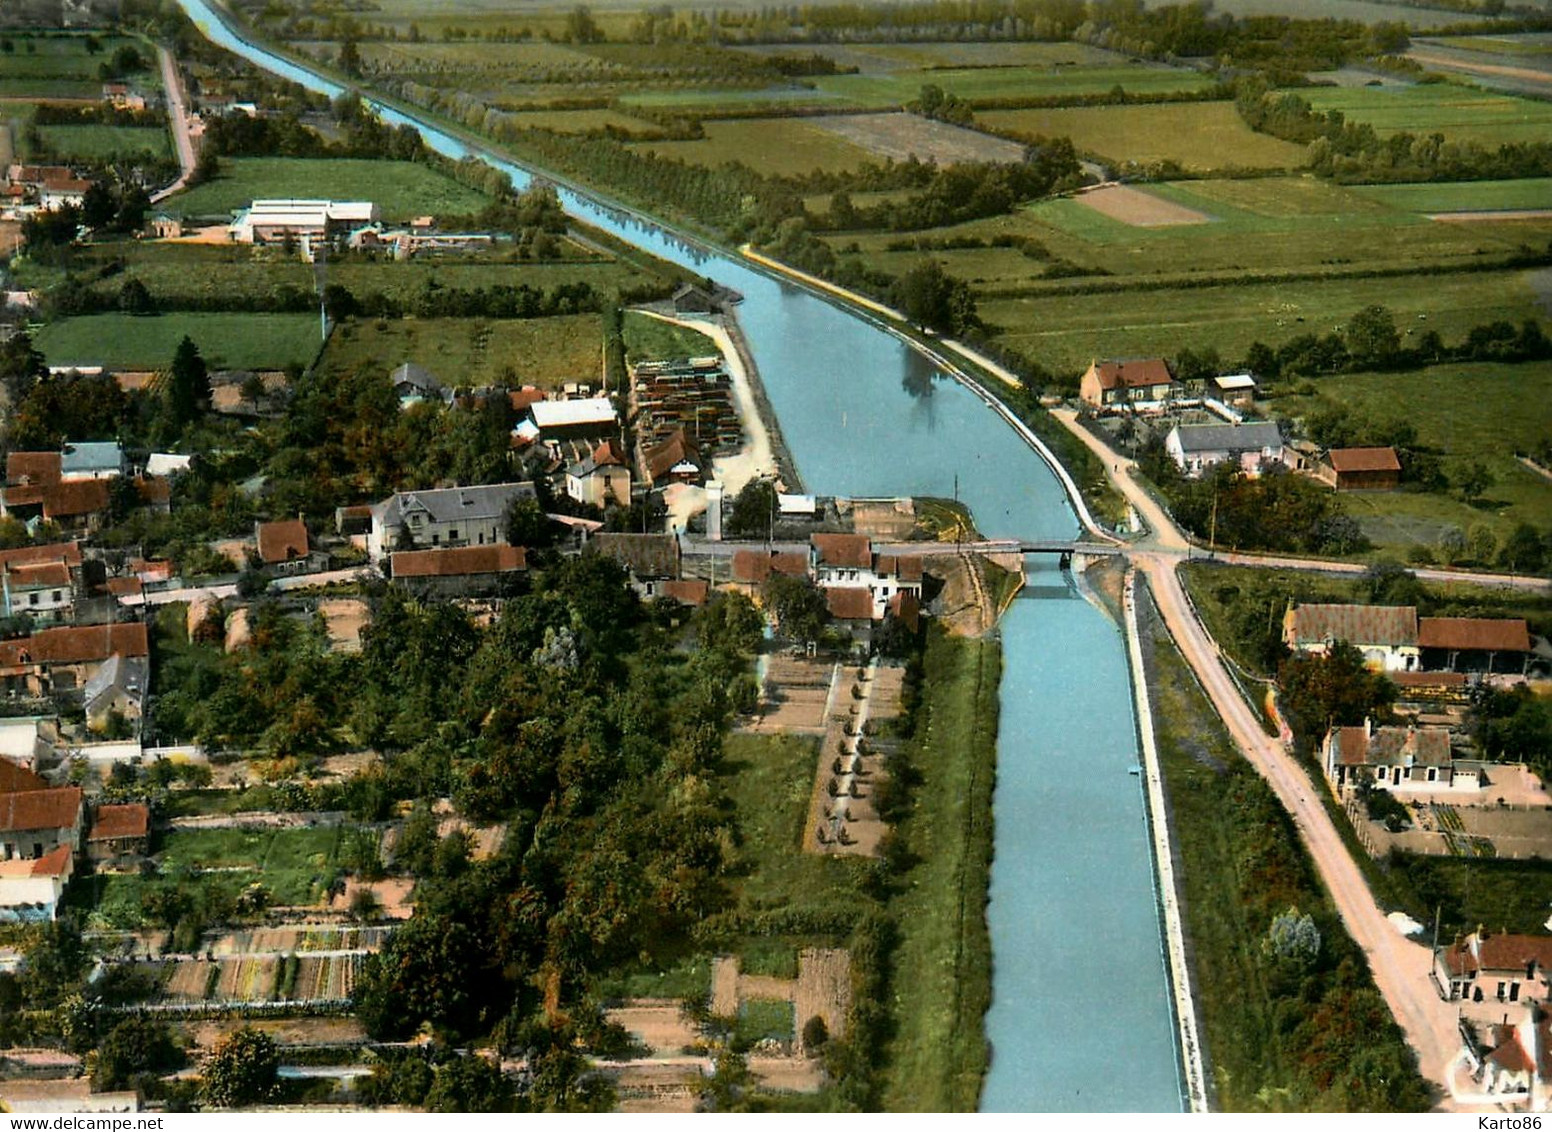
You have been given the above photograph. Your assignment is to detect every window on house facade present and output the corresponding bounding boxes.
[52,591,62,602]
[28,593,37,605]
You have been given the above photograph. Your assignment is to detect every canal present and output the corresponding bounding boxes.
[170,1,1184,1108]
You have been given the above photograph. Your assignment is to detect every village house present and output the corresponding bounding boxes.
[1435,930,1552,1007]
[2,452,114,534]
[256,517,322,575]
[730,548,810,591]
[811,533,874,587]
[824,586,875,642]
[0,847,73,924]
[1323,446,1402,491]
[366,482,534,563]
[586,533,681,599]
[1320,720,1464,793]
[83,653,148,732]
[660,579,710,608]
[1164,422,1285,479]
[0,541,87,623]
[389,545,527,597]
[85,803,150,871]
[1460,1007,1551,1109]
[390,362,452,408]
[565,439,632,509]
[1418,617,1534,676]
[870,553,925,619]
[643,428,705,488]
[1284,603,1420,672]
[1078,358,1180,410]
[60,442,124,481]
[227,199,379,245]
[0,785,82,862]
[0,622,150,700]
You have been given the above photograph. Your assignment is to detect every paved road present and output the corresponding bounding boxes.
[150,44,197,205]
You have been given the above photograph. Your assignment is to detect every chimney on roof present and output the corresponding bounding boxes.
[1364,716,1373,740]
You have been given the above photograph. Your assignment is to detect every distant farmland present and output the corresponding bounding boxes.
[36,312,323,371]
[169,157,492,220]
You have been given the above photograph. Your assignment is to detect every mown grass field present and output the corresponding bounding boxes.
[1350,177,1552,213]
[36,123,169,159]
[622,310,715,361]
[977,101,1308,170]
[981,269,1543,376]
[35,312,322,370]
[632,118,876,176]
[1268,362,1552,548]
[168,157,492,220]
[1299,82,1552,146]
[320,313,603,387]
[0,33,159,98]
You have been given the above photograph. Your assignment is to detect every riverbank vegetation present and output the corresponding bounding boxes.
[1141,590,1430,1111]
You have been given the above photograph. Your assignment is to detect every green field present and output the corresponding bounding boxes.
[1350,177,1552,213]
[1269,362,1552,549]
[633,118,876,176]
[978,101,1307,171]
[35,312,323,370]
[1428,34,1552,57]
[320,313,603,388]
[982,268,1543,375]
[0,33,158,97]
[735,40,1125,71]
[1300,83,1552,146]
[167,157,492,221]
[502,107,660,135]
[158,826,346,905]
[36,123,169,159]
[811,61,1211,109]
[622,310,715,362]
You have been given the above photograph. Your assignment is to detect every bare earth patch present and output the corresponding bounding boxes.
[1076,183,1212,227]
[810,112,1026,166]
[1428,209,1552,222]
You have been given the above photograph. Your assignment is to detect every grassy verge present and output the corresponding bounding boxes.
[1143,596,1429,1111]
[879,629,997,1112]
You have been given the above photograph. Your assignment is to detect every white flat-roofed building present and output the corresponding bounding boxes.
[228,199,380,244]
[528,396,619,440]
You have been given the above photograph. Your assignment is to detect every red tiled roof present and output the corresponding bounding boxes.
[1290,603,1417,648]
[0,786,80,833]
[661,579,709,607]
[88,803,148,842]
[0,623,149,669]
[6,452,61,486]
[0,761,47,794]
[732,549,808,585]
[5,562,71,589]
[43,478,110,519]
[135,476,172,506]
[0,844,71,879]
[590,438,627,468]
[129,559,173,582]
[256,518,309,565]
[1474,932,1552,976]
[0,543,82,571]
[824,586,874,621]
[1390,671,1469,688]
[104,576,144,598]
[1327,724,1451,767]
[874,553,923,582]
[508,387,548,412]
[1328,447,1401,473]
[888,590,920,633]
[812,533,872,569]
[645,430,702,483]
[1089,358,1175,391]
[391,544,527,578]
[1418,617,1530,653]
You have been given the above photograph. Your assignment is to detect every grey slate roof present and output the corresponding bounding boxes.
[1172,422,1283,454]
[374,482,534,528]
[60,442,123,476]
[391,362,446,396]
[83,654,148,714]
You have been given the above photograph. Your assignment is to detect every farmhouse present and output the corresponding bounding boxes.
[0,786,82,862]
[731,548,809,588]
[0,541,87,624]
[2,452,111,533]
[256,517,321,574]
[85,803,149,870]
[566,439,632,509]
[1283,603,1419,672]
[1320,721,1462,793]
[1164,422,1285,478]
[367,482,534,563]
[1460,1008,1551,1109]
[228,199,380,244]
[1418,617,1533,676]
[0,623,151,700]
[586,533,680,599]
[1435,930,1552,1006]
[1078,358,1179,410]
[1324,446,1401,491]
[643,428,704,488]
[389,545,527,597]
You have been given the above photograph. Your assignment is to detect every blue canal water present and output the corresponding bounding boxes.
[171,2,1185,1108]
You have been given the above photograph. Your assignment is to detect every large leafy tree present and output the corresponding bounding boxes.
[1278,641,1396,753]
[201,1027,278,1108]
